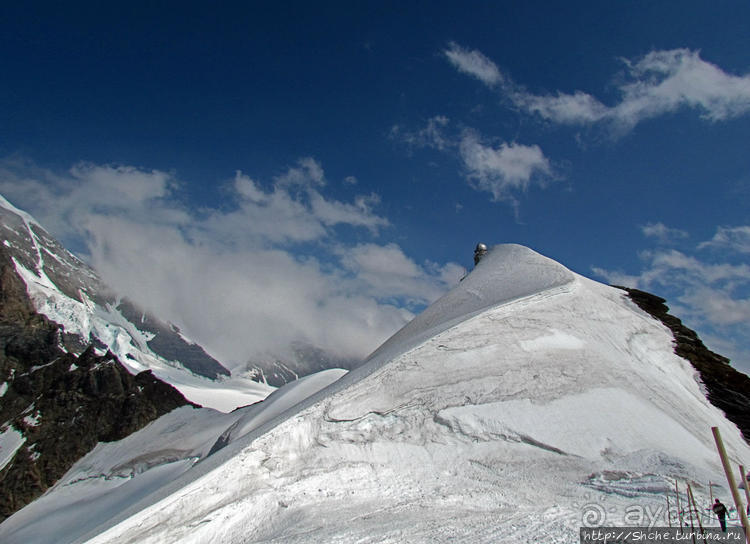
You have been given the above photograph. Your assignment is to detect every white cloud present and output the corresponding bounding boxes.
[640,222,689,244]
[642,249,750,285]
[309,191,387,232]
[699,225,750,254]
[198,162,389,246]
[275,156,325,188]
[446,45,750,134]
[0,159,462,368]
[390,116,451,151]
[514,90,610,125]
[459,131,553,201]
[525,49,750,131]
[443,42,502,87]
[680,287,750,326]
[337,243,463,307]
[0,160,186,246]
[390,114,556,206]
[618,49,750,123]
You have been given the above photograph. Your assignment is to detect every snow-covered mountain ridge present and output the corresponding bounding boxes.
[0,194,274,411]
[13,244,745,543]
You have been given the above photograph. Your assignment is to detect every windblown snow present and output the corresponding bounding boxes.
[2,245,749,543]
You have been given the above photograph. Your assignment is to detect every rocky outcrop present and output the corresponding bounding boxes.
[620,287,750,442]
[116,298,230,380]
[0,247,193,521]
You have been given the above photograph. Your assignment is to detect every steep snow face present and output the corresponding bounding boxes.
[0,195,269,411]
[74,245,750,543]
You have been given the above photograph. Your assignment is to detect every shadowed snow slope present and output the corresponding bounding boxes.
[7,245,749,543]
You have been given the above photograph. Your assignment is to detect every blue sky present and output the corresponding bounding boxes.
[1,1,749,372]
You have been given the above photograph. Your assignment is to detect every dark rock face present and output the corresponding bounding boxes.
[0,247,192,521]
[619,287,750,442]
[115,298,230,380]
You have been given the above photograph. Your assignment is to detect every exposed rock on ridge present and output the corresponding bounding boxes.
[0,246,192,521]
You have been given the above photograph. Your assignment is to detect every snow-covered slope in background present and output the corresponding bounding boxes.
[0,194,272,411]
[47,244,749,543]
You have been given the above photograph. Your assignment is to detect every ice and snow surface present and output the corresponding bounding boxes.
[0,427,26,472]
[3,244,750,543]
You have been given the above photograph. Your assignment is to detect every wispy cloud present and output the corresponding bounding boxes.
[391,118,555,204]
[640,222,689,244]
[699,225,750,254]
[445,45,750,134]
[0,159,463,368]
[390,115,451,151]
[443,42,503,87]
[458,131,553,201]
[337,243,464,307]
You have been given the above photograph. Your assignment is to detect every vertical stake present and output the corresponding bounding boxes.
[686,483,697,543]
[687,483,705,535]
[711,426,750,543]
[740,465,750,519]
[675,480,684,534]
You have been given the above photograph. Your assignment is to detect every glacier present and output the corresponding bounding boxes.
[2,244,749,543]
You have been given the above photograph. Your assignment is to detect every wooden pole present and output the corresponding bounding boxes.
[686,484,697,543]
[741,465,750,518]
[687,483,705,535]
[711,426,750,543]
[676,480,684,534]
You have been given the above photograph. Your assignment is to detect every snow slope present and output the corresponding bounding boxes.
[0,369,347,544]
[5,244,749,543]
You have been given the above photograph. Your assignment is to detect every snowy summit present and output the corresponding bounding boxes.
[2,244,749,543]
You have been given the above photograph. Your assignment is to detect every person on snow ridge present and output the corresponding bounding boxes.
[474,243,488,266]
[713,498,728,532]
